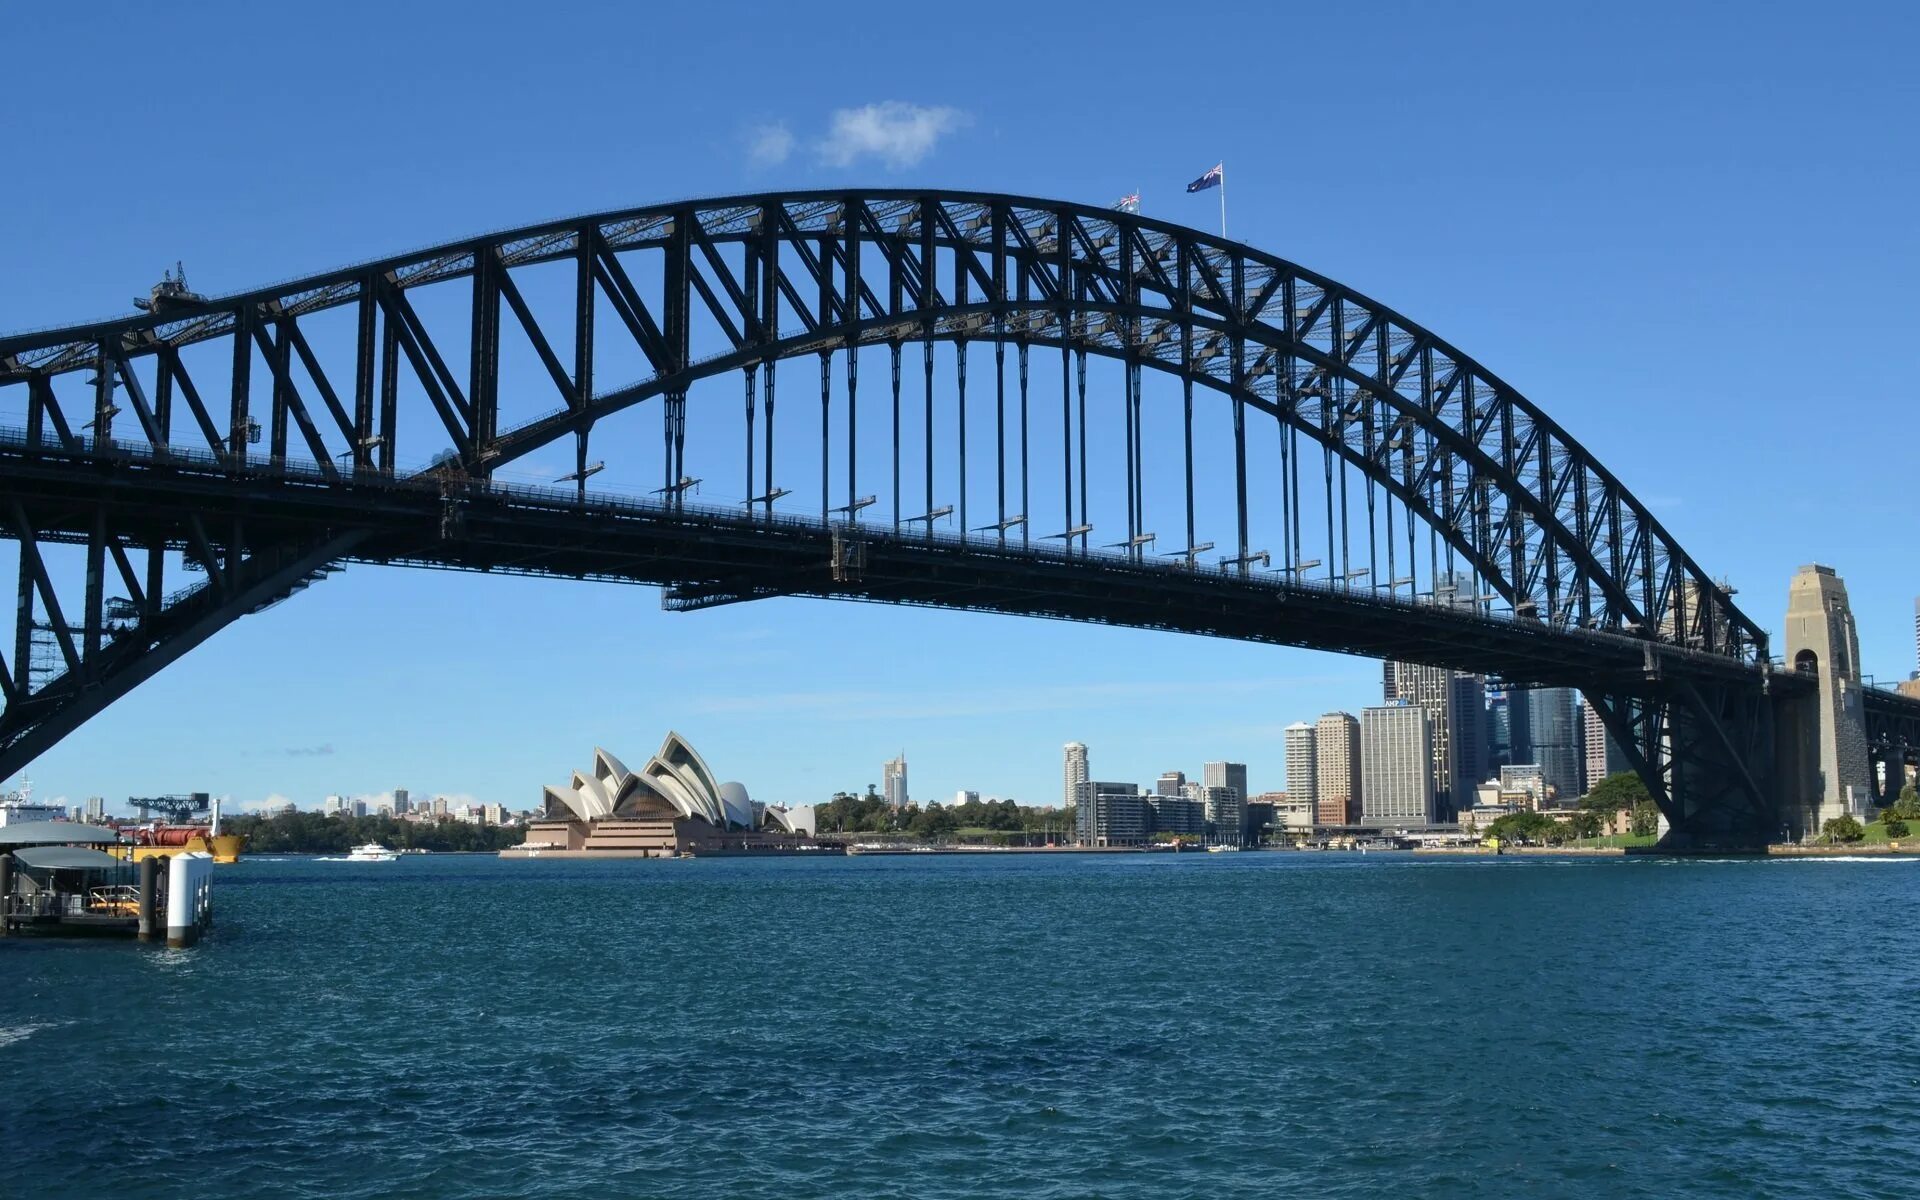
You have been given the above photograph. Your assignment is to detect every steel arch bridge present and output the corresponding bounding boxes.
[0,189,1840,845]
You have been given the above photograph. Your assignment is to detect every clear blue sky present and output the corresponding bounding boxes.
[2,1,1914,813]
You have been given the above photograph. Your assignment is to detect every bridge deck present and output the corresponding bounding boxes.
[0,432,1784,699]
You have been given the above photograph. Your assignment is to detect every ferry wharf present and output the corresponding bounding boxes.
[0,821,214,946]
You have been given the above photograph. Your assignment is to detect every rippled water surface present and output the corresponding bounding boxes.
[5,852,1919,1198]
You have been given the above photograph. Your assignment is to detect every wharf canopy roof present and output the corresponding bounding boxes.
[543,732,760,829]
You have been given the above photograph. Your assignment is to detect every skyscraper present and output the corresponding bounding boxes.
[1202,761,1248,806]
[1527,688,1581,805]
[1313,712,1362,825]
[1361,703,1434,826]
[1579,698,1632,795]
[1063,742,1089,810]
[883,753,909,808]
[1384,661,1484,820]
[393,787,410,816]
[1485,687,1532,771]
[1284,722,1319,820]
[1155,770,1186,797]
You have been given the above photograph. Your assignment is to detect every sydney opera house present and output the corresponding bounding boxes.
[504,731,832,858]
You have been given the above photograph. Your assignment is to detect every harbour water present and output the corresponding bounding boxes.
[4,852,1916,1198]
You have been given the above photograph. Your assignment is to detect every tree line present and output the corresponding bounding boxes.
[1481,772,1660,846]
[226,810,523,854]
[811,787,1070,839]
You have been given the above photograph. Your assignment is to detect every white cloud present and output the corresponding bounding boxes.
[815,102,969,170]
[746,122,795,168]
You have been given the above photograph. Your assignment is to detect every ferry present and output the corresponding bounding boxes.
[346,842,399,862]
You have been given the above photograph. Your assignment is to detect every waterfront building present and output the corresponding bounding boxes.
[1579,699,1632,794]
[1313,712,1362,825]
[1193,783,1245,847]
[1076,781,1148,847]
[1063,742,1089,811]
[393,788,410,815]
[1255,790,1314,833]
[1148,792,1205,837]
[1202,762,1248,808]
[1155,770,1186,797]
[1284,723,1318,820]
[883,753,909,809]
[1361,703,1434,826]
[1527,688,1582,805]
[1383,662,1483,820]
[516,731,821,857]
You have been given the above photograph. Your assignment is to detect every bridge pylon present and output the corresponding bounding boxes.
[1782,563,1871,832]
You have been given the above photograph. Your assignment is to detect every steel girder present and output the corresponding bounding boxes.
[0,191,1778,802]
[0,191,1766,664]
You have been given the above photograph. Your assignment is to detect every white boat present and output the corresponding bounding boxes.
[1206,844,1242,853]
[346,842,398,862]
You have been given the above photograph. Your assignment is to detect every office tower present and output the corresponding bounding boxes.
[351,798,368,818]
[1063,742,1089,810]
[1193,784,1245,847]
[954,790,980,806]
[393,788,410,816]
[1579,698,1632,795]
[1202,762,1248,806]
[1313,712,1363,825]
[1485,686,1532,771]
[84,795,104,822]
[483,803,504,826]
[883,753,909,808]
[1499,764,1547,810]
[1155,770,1187,797]
[1284,722,1319,820]
[1076,781,1147,846]
[1527,687,1581,805]
[432,796,449,818]
[1361,703,1435,826]
[1384,662,1483,819]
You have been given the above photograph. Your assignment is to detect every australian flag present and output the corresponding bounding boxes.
[1185,162,1223,193]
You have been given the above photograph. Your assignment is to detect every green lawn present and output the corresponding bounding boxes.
[1563,831,1659,849]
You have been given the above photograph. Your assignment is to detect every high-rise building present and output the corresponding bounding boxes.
[1313,712,1363,825]
[1155,770,1186,797]
[1063,742,1089,811]
[1202,762,1248,807]
[1193,783,1245,847]
[483,803,505,826]
[1485,686,1532,772]
[1579,698,1632,795]
[1360,703,1435,826]
[883,753,909,808]
[393,788,410,816]
[432,796,449,818]
[954,789,980,806]
[1076,781,1148,846]
[1284,722,1318,819]
[1384,662,1483,819]
[1527,687,1581,805]
[84,795,105,822]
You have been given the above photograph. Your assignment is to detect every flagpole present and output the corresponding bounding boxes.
[1219,162,1227,238]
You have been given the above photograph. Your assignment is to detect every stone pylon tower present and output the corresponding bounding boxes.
[1784,564,1870,830]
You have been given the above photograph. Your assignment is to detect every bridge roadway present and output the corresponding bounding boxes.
[0,430,1794,701]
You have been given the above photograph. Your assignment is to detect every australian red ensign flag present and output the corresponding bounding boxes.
[1186,163,1223,193]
